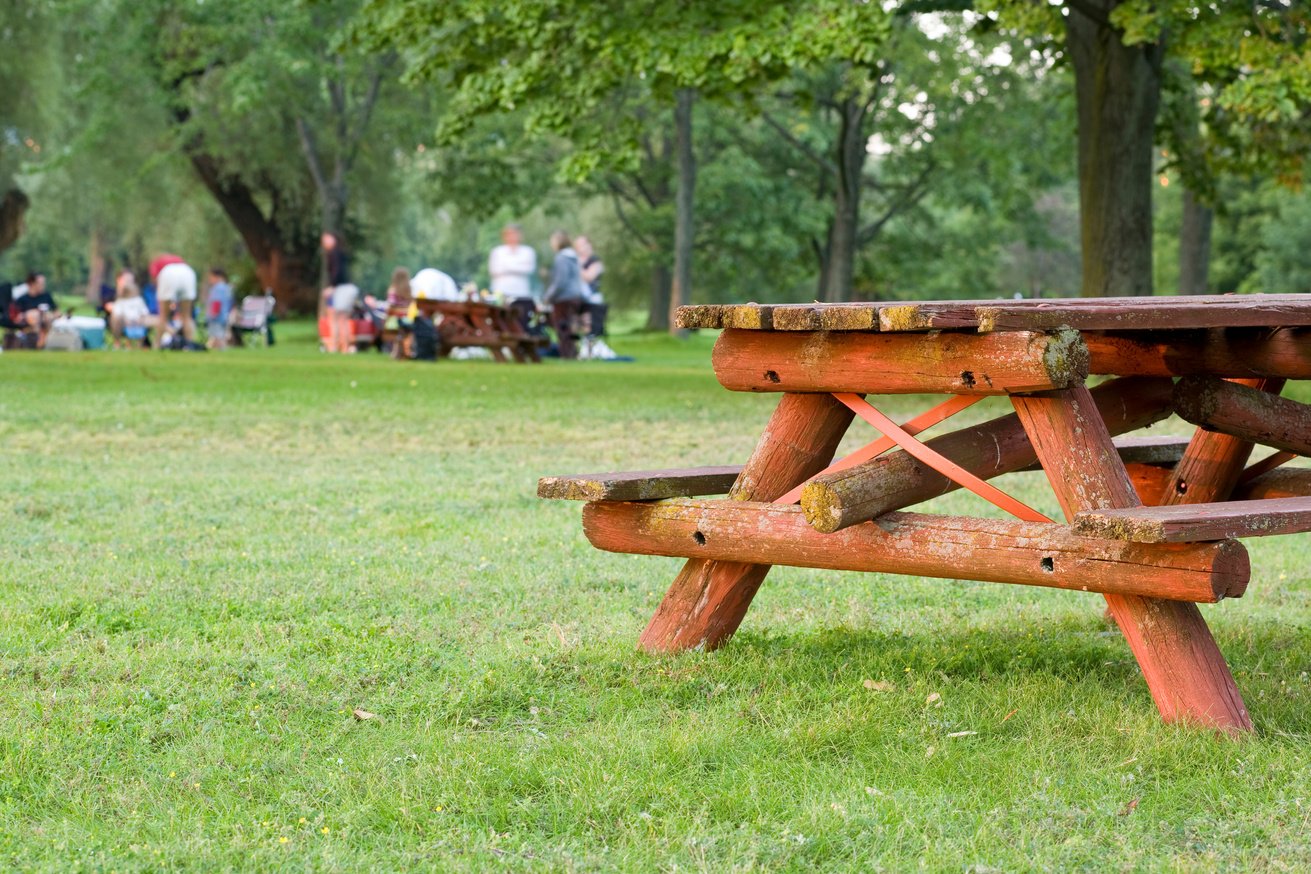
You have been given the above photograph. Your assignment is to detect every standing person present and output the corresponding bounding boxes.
[204,267,233,349]
[150,254,200,350]
[543,230,585,360]
[321,231,358,354]
[488,223,537,328]
[574,235,608,355]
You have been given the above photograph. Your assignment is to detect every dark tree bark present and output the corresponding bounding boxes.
[188,151,320,311]
[822,96,867,303]
[1065,0,1165,297]
[1179,187,1213,294]
[0,187,29,255]
[670,88,697,334]
[649,263,672,332]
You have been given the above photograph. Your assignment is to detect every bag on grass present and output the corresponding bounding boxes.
[412,315,438,361]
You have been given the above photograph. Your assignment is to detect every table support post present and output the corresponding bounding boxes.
[638,393,854,653]
[1164,378,1286,504]
[1012,384,1252,733]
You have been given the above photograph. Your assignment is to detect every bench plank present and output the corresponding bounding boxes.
[538,465,742,502]
[1074,495,1311,543]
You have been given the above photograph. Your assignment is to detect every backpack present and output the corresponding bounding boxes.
[412,315,439,361]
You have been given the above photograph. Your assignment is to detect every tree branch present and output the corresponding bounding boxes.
[761,111,838,175]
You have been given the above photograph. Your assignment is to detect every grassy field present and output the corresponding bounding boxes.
[1,322,1310,872]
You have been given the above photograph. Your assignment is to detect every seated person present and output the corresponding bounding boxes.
[16,272,59,348]
[385,266,412,309]
[108,272,154,349]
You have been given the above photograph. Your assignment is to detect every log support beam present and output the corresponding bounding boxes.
[637,393,854,653]
[1012,384,1253,733]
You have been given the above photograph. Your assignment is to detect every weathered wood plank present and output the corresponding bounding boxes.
[1174,375,1311,458]
[1011,383,1253,733]
[678,295,1311,334]
[711,328,1088,395]
[801,377,1174,532]
[638,393,854,653]
[538,466,743,502]
[584,500,1248,603]
[1074,496,1311,543]
[1085,328,1311,379]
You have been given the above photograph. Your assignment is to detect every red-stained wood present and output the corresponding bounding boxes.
[1074,496,1311,543]
[1125,461,1175,506]
[801,376,1174,533]
[1085,328,1311,380]
[1236,467,1311,500]
[1011,383,1253,733]
[711,328,1089,395]
[1164,379,1285,505]
[637,393,854,653]
[1174,376,1311,458]
[584,500,1248,603]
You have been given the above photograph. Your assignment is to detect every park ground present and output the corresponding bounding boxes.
[1,323,1310,871]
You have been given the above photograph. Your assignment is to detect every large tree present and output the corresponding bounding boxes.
[975,0,1310,296]
[363,0,891,327]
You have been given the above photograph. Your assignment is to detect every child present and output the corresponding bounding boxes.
[205,267,233,349]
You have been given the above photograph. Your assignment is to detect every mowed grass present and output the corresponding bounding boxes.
[1,322,1310,872]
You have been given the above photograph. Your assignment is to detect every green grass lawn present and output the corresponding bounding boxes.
[1,323,1310,871]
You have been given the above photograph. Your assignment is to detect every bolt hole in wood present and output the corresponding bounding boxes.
[693,530,707,545]
[960,370,976,389]
[1041,556,1054,573]
[1175,481,1189,495]
[764,370,781,384]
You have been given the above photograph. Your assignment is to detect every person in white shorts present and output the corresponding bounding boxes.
[321,231,359,353]
[149,254,199,349]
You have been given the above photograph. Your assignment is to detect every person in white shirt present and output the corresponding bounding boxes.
[488,223,537,328]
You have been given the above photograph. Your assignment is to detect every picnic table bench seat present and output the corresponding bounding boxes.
[540,294,1311,734]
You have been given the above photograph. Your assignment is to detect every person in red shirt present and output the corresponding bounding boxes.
[149,254,199,349]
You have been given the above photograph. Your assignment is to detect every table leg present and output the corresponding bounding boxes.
[1164,378,1286,504]
[1012,384,1251,732]
[638,393,855,652]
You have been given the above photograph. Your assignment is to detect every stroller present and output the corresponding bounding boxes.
[318,299,381,352]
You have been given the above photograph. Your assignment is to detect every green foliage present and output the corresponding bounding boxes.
[362,0,893,180]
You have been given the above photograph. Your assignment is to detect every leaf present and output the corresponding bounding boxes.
[945,730,977,738]
[925,692,942,707]
[352,708,377,721]
[1118,798,1140,817]
[863,679,894,692]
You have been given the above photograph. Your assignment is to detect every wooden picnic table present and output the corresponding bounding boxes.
[539,294,1311,734]
[388,299,546,362]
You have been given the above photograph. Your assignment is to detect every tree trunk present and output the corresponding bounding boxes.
[85,226,107,305]
[187,152,320,312]
[1179,188,1213,294]
[1066,1,1164,297]
[647,263,672,332]
[821,96,867,303]
[670,88,696,335]
[0,187,29,255]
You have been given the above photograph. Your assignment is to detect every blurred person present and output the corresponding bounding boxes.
[320,231,358,353]
[489,223,536,328]
[385,266,412,308]
[204,267,233,349]
[149,254,201,350]
[543,230,585,360]
[16,272,58,348]
[574,236,613,359]
[108,270,153,349]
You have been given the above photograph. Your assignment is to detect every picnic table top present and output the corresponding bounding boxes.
[676,294,1311,334]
